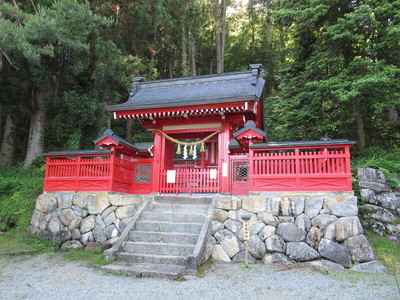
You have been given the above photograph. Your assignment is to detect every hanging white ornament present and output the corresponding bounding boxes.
[183,145,188,159]
[193,145,197,160]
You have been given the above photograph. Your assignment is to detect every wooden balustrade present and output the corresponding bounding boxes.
[160,168,219,195]
[249,145,353,191]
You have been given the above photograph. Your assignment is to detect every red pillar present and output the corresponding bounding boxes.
[218,121,231,193]
[151,131,165,193]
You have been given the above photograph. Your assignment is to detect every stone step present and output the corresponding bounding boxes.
[135,220,203,234]
[123,241,195,256]
[154,195,213,205]
[101,263,186,280]
[116,252,187,266]
[147,202,209,213]
[130,231,198,244]
[140,211,206,222]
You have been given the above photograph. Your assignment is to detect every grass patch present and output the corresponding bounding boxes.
[197,258,213,277]
[0,228,54,253]
[62,247,114,267]
[365,231,400,275]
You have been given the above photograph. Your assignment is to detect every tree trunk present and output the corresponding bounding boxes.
[181,23,189,77]
[0,112,16,167]
[215,0,226,73]
[126,119,134,139]
[356,112,366,152]
[388,106,399,122]
[189,31,196,76]
[23,89,45,168]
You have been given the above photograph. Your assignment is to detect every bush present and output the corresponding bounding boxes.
[0,165,44,231]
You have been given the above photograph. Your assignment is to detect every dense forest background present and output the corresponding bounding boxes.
[0,0,399,168]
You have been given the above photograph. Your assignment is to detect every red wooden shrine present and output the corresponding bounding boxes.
[43,64,356,195]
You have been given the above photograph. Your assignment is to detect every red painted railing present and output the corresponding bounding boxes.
[249,145,353,191]
[160,168,220,194]
[44,153,135,193]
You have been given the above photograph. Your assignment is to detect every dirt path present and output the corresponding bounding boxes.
[0,254,398,300]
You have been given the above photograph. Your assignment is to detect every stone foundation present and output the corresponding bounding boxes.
[210,192,381,271]
[27,192,147,249]
[358,167,400,236]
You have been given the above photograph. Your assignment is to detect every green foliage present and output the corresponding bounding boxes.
[353,147,400,189]
[0,166,44,231]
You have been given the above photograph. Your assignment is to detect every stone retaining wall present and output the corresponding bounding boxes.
[358,167,400,236]
[27,192,146,249]
[210,193,380,271]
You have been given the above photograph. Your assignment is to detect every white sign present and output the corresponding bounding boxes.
[166,170,176,183]
[209,169,217,179]
[222,163,228,177]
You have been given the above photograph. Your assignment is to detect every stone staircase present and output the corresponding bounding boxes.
[101,195,213,279]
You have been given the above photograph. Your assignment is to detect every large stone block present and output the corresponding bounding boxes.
[214,229,244,258]
[304,197,323,218]
[324,216,363,242]
[258,225,276,241]
[93,225,107,243]
[343,235,375,262]
[265,234,286,253]
[263,253,294,265]
[104,212,117,227]
[306,226,323,249]
[213,209,229,223]
[67,217,82,231]
[48,218,61,235]
[59,209,77,227]
[306,259,345,271]
[211,221,224,234]
[35,194,57,213]
[101,206,118,218]
[277,222,306,242]
[242,196,267,213]
[248,235,266,259]
[363,204,398,223]
[232,251,256,263]
[109,194,142,206]
[57,193,74,209]
[80,215,96,233]
[360,190,400,210]
[73,193,91,208]
[223,219,242,235]
[71,206,88,218]
[266,196,305,216]
[214,195,241,210]
[324,196,358,217]
[80,231,94,245]
[250,220,265,236]
[104,224,119,239]
[357,167,386,183]
[258,211,279,227]
[211,245,231,262]
[286,242,320,262]
[30,210,46,228]
[295,214,311,232]
[352,261,387,273]
[311,214,338,230]
[87,192,110,214]
[318,238,351,267]
[115,205,136,219]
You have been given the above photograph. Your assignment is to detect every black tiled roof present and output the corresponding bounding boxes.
[233,120,267,139]
[250,139,356,149]
[42,150,112,156]
[107,70,265,112]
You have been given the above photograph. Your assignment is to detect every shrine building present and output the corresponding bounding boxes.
[43,64,355,195]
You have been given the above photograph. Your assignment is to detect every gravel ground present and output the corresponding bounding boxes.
[0,254,399,300]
